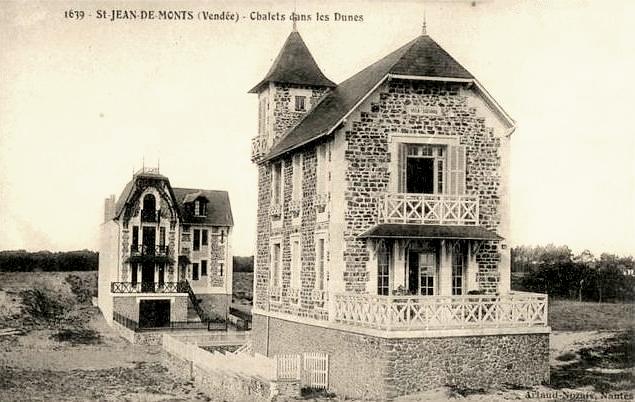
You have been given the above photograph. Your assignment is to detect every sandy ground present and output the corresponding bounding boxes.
[2,314,631,402]
[0,310,211,402]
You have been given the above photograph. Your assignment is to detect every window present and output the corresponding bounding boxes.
[259,97,267,135]
[402,144,446,194]
[131,263,138,285]
[132,226,139,248]
[194,201,200,216]
[316,144,328,195]
[291,154,303,201]
[418,253,436,296]
[315,237,326,290]
[377,242,391,296]
[193,229,200,251]
[192,263,199,280]
[220,230,225,244]
[201,260,207,276]
[159,227,166,246]
[271,242,281,287]
[294,95,306,111]
[290,236,301,289]
[396,142,465,195]
[219,262,224,277]
[452,243,465,296]
[202,230,208,246]
[272,162,283,205]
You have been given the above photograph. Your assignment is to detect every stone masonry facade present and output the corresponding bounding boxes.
[254,82,330,314]
[343,80,502,293]
[253,314,549,400]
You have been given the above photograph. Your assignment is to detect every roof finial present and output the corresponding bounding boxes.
[422,9,427,36]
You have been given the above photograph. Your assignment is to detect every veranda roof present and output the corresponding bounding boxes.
[358,224,502,241]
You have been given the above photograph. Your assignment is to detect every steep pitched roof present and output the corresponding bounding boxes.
[172,188,233,227]
[111,174,233,227]
[249,31,336,93]
[265,34,479,161]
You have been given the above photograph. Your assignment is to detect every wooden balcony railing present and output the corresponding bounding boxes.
[377,193,479,225]
[111,281,189,293]
[334,291,547,331]
[251,136,267,162]
[130,244,169,256]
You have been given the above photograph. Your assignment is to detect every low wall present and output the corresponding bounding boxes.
[111,321,165,345]
[252,313,550,400]
[162,340,299,401]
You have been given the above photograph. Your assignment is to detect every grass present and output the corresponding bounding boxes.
[549,299,635,331]
[232,271,253,303]
[551,330,634,393]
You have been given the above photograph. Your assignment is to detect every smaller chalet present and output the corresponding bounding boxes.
[98,167,233,334]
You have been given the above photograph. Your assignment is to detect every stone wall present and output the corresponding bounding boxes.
[271,84,328,142]
[252,313,549,400]
[343,80,503,293]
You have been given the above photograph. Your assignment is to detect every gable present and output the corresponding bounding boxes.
[263,34,514,162]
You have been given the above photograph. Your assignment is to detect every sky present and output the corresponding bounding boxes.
[0,0,633,257]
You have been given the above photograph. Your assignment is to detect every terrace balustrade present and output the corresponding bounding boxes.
[377,193,479,226]
[333,291,548,331]
[110,281,189,294]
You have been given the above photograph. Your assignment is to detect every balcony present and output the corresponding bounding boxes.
[111,281,189,293]
[130,244,169,256]
[334,291,547,331]
[377,193,479,226]
[251,136,267,162]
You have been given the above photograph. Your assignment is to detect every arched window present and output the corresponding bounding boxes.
[143,194,156,211]
[142,194,156,222]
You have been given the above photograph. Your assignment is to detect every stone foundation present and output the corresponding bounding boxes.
[253,313,549,400]
[112,294,189,322]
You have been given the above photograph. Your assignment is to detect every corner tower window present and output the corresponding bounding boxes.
[294,95,306,111]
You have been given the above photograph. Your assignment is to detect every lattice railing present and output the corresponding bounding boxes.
[110,281,188,293]
[334,291,547,331]
[377,193,479,225]
[251,136,267,162]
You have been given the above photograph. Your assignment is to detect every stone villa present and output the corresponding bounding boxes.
[98,168,233,333]
[249,27,550,399]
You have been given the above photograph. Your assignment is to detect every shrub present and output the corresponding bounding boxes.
[50,328,101,345]
[64,274,92,303]
[19,287,70,325]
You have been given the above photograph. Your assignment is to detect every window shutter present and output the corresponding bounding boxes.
[448,145,466,195]
[398,143,407,192]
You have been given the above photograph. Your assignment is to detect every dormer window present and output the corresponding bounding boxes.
[193,199,207,216]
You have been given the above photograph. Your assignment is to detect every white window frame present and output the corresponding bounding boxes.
[271,161,283,206]
[270,237,283,289]
[314,232,327,291]
[452,242,465,296]
[388,135,459,193]
[316,144,328,195]
[290,234,302,291]
[291,154,303,201]
[294,95,306,111]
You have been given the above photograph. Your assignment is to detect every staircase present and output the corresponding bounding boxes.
[184,280,206,323]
